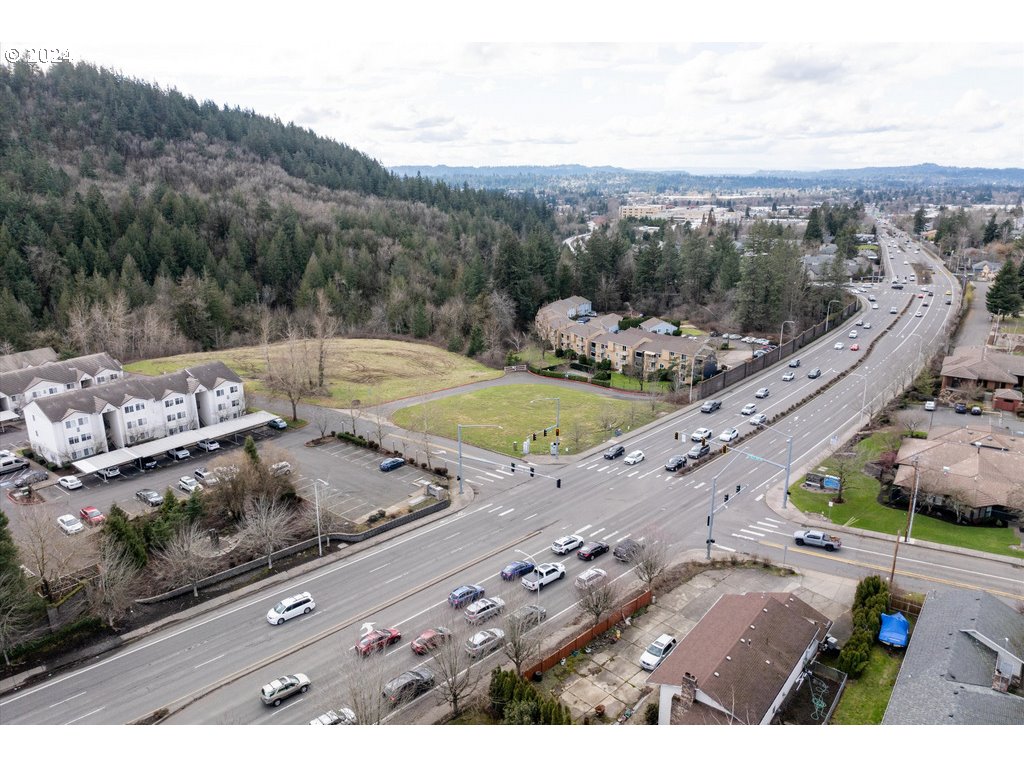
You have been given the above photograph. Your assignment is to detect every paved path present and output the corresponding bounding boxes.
[953,280,992,348]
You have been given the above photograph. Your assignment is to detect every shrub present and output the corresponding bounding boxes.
[644,702,659,724]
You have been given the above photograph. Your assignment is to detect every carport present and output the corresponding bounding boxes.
[71,410,281,474]
[0,410,19,433]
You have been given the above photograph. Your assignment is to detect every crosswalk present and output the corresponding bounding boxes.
[716,515,790,552]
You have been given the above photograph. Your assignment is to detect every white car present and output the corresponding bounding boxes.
[57,514,84,535]
[58,476,83,490]
[834,342,845,350]
[924,401,936,412]
[749,413,768,427]
[915,310,923,317]
[848,330,858,338]
[623,450,645,465]
[863,322,871,329]
[574,567,608,590]
[551,535,585,555]
[96,466,121,479]
[167,447,191,460]
[639,633,678,671]
[782,372,795,382]
[718,427,738,443]
[267,592,316,625]
[690,427,713,442]
[740,403,757,416]
[872,304,879,309]
[178,476,200,493]
[196,438,220,452]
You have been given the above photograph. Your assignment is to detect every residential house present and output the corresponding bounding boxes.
[940,346,1024,391]
[639,317,678,335]
[893,425,1024,524]
[0,352,124,414]
[648,592,832,725]
[882,589,1024,725]
[993,388,1023,413]
[0,346,58,373]
[23,361,245,466]
[972,260,1000,281]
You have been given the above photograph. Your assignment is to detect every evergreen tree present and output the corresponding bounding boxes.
[243,435,261,467]
[467,325,485,357]
[804,207,823,242]
[913,207,926,234]
[982,213,999,244]
[986,259,1022,317]
[0,510,21,578]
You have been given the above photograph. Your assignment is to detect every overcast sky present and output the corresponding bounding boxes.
[7,2,1024,173]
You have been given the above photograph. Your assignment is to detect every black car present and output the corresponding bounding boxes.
[577,541,609,561]
[603,445,625,460]
[613,538,642,562]
[137,457,159,470]
[14,470,47,488]
[788,359,801,368]
[807,368,822,379]
[700,400,722,413]
[379,457,405,472]
[665,455,687,471]
[382,669,435,706]
[954,403,967,414]
[687,443,711,460]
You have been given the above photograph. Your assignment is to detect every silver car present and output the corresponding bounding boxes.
[260,673,311,706]
[465,628,506,658]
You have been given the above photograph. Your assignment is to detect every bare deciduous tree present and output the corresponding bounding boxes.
[426,616,479,719]
[311,407,334,440]
[15,505,78,602]
[629,533,671,595]
[895,411,923,437]
[569,421,586,453]
[264,322,316,421]
[0,571,33,666]
[501,591,545,676]
[337,637,393,725]
[310,288,339,389]
[576,578,621,629]
[87,541,140,630]
[237,495,297,570]
[598,404,622,434]
[829,447,866,505]
[156,522,213,598]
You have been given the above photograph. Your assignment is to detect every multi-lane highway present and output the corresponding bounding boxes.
[2,226,1019,725]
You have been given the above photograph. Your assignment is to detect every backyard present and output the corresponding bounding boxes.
[830,643,904,724]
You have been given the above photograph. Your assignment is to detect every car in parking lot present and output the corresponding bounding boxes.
[136,488,163,506]
[194,467,220,487]
[136,456,159,470]
[971,405,982,415]
[465,628,505,658]
[167,447,191,460]
[664,455,687,471]
[57,514,84,535]
[833,342,844,350]
[268,417,288,430]
[379,457,405,472]
[79,506,105,526]
[687,443,710,460]
[954,403,968,414]
[270,461,292,476]
[718,427,738,443]
[749,413,768,427]
[624,450,645,465]
[551,535,585,555]
[58,475,83,490]
[448,584,486,608]
[700,400,722,413]
[577,541,609,561]
[14,470,48,488]
[807,368,822,379]
[411,627,451,655]
[260,674,311,706]
[781,371,795,381]
[382,669,434,706]
[924,400,936,411]
[500,561,535,580]
[755,387,769,399]
[354,627,402,655]
[574,567,608,590]
[196,439,220,452]
[177,476,200,493]
[639,633,678,671]
[96,466,121,479]
[465,597,505,624]
[740,403,757,415]
[690,427,712,442]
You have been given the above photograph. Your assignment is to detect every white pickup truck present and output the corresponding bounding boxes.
[794,529,842,551]
[521,562,566,591]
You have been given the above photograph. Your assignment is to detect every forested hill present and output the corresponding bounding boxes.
[0,61,556,362]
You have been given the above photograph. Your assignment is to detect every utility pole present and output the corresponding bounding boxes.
[904,457,921,542]
[889,530,902,588]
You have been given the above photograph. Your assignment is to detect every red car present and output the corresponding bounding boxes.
[80,506,105,526]
[411,627,450,655]
[353,628,402,656]
[850,344,860,351]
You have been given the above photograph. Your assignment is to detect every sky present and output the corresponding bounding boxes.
[5,2,1023,173]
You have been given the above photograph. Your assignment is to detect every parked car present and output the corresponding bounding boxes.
[136,488,163,507]
[270,461,292,476]
[137,456,159,470]
[260,674,311,706]
[740,403,757,415]
[14,469,48,488]
[465,597,505,624]
[924,401,936,412]
[577,541,609,561]
[382,669,434,706]
[177,476,200,493]
[639,633,678,671]
[448,584,485,608]
[664,455,687,471]
[96,466,121,479]
[194,467,220,486]
[268,417,288,430]
[79,506,105,526]
[623,450,645,465]
[971,405,982,415]
[354,627,402,655]
[551,535,585,555]
[57,514,84,535]
[309,708,357,725]
[379,457,405,472]
[700,400,722,413]
[717,427,738,443]
[167,447,191,460]
[508,604,546,630]
[411,627,451,655]
[266,592,316,625]
[574,568,608,590]
[465,628,505,658]
[954,403,968,414]
[613,538,642,562]
[781,371,795,382]
[500,561,535,580]
[754,387,769,399]
[603,445,625,460]
[749,413,768,427]
[690,427,712,442]
[807,368,822,379]
[687,443,710,460]
[58,475,83,490]
[196,438,220,452]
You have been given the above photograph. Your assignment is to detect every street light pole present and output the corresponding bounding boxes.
[705,474,718,560]
[905,457,921,542]
[313,478,328,557]
[824,300,841,334]
[779,319,795,348]
[457,423,502,495]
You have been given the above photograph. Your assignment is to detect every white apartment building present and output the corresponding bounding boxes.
[0,352,124,413]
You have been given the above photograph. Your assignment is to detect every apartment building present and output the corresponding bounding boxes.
[0,352,124,414]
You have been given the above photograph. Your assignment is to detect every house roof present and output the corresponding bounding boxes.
[539,296,591,319]
[883,589,1024,725]
[940,347,1021,385]
[648,592,830,724]
[0,347,58,373]
[0,352,123,397]
[994,389,1023,401]
[640,317,676,331]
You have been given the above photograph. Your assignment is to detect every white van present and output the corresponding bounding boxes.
[267,592,316,625]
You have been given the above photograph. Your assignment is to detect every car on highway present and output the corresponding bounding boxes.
[268,417,288,430]
[639,633,678,671]
[382,669,434,706]
[665,455,687,471]
[57,514,84,535]
[196,438,220,452]
[700,400,722,413]
[508,604,547,630]
[890,307,898,314]
[178,476,200,493]
[613,538,641,562]
[788,359,801,368]
[379,457,405,472]
[754,387,769,399]
[850,344,860,351]
[954,403,968,414]
[833,342,844,350]
[624,450,645,465]
[14,469,48,487]
[310,708,357,725]
[551,535,585,555]
[740,403,757,415]
[167,447,191,460]
[96,466,121,479]
[718,427,738,443]
[260,674,311,706]
[266,592,315,625]
[574,567,608,590]
[872,303,879,309]
[690,427,712,442]
[915,310,923,317]
[603,444,625,459]
[945,289,952,296]
[848,330,858,338]
[917,293,924,298]
[448,584,485,608]
[687,443,710,460]
[807,368,822,378]
[500,561,535,580]
[354,627,402,655]
[577,541,609,561]
[781,371,795,381]
[58,475,83,490]
[465,597,505,624]
[79,506,105,526]
[136,488,162,506]
[411,627,451,655]
[465,628,505,658]
[749,413,768,427]
[863,322,871,329]
[855,319,862,326]
[521,562,565,591]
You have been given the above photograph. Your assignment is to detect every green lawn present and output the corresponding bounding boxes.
[677,326,705,336]
[608,372,672,393]
[391,383,673,457]
[831,644,903,724]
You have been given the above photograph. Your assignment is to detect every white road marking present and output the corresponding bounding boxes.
[714,544,737,552]
[730,534,757,541]
[498,508,515,517]
[50,691,87,708]
[193,653,226,669]
[754,520,779,528]
[574,524,593,534]
[65,707,104,724]
[693,482,705,490]
[369,563,390,573]
[765,517,785,524]
[483,471,503,479]
[523,513,537,521]
[739,529,765,537]
[616,533,632,542]
[590,527,606,537]
[755,494,764,502]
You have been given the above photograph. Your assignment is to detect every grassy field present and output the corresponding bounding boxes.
[831,644,903,724]
[609,372,672,393]
[391,383,672,456]
[124,338,503,405]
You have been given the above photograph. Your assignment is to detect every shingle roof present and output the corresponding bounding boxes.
[882,589,1024,725]
[941,346,1024,384]
[0,347,58,373]
[0,352,123,397]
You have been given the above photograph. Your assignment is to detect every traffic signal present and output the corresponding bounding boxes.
[736,484,741,494]
[511,462,516,473]
[543,428,548,437]
[724,493,730,503]
[532,433,537,441]
[530,466,535,477]
[555,427,559,437]
[675,432,679,440]
[556,478,562,488]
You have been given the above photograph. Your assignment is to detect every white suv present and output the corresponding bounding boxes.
[267,592,316,625]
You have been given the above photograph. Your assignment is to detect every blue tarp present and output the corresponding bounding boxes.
[879,611,909,648]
